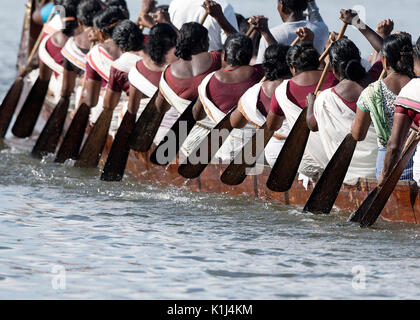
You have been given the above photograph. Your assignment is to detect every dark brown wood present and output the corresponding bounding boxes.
[150,98,198,166]
[303,134,357,214]
[101,111,136,181]
[31,96,69,158]
[11,77,50,138]
[221,123,274,186]
[0,78,24,138]
[266,108,310,192]
[178,109,235,179]
[128,92,163,152]
[358,133,420,228]
[75,108,113,168]
[55,103,90,163]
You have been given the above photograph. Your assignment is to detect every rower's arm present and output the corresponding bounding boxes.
[203,0,237,37]
[339,9,383,52]
[307,0,324,23]
[379,113,412,184]
[306,93,318,132]
[266,111,284,132]
[103,88,122,111]
[127,85,144,115]
[249,16,276,46]
[351,108,372,142]
[230,109,248,129]
[84,79,102,107]
[60,67,77,98]
[192,99,207,121]
[155,93,172,113]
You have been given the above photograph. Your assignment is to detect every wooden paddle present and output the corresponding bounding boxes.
[31,96,70,158]
[127,91,164,152]
[303,69,387,214]
[149,97,198,166]
[74,107,113,168]
[355,130,420,228]
[178,108,235,179]
[221,123,275,186]
[54,103,90,163]
[266,23,348,193]
[0,6,55,138]
[100,111,136,181]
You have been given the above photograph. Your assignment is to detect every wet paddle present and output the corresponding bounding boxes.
[100,111,136,181]
[303,134,357,214]
[31,96,70,158]
[221,123,275,186]
[0,7,55,138]
[355,131,420,228]
[178,108,235,179]
[54,103,90,163]
[74,107,113,168]
[303,70,387,214]
[149,97,198,166]
[266,23,348,192]
[127,91,163,152]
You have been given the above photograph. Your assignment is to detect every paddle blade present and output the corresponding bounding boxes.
[11,77,49,138]
[266,108,310,192]
[128,92,162,152]
[221,124,274,186]
[0,77,24,138]
[359,135,420,228]
[150,98,197,166]
[75,108,113,168]
[31,96,70,158]
[55,103,90,163]
[303,134,357,214]
[178,109,234,179]
[101,111,136,182]
[348,187,379,223]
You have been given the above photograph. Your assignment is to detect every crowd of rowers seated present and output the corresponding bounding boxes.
[30,0,420,186]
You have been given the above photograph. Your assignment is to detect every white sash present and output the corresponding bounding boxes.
[43,14,62,36]
[86,44,114,82]
[313,88,377,185]
[128,62,158,98]
[198,72,227,124]
[39,34,64,75]
[112,52,141,73]
[61,36,86,71]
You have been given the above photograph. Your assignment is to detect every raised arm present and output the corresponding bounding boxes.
[340,9,383,53]
[249,16,276,46]
[202,0,237,37]
[368,19,394,64]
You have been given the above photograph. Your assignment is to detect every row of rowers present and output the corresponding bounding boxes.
[34,0,420,185]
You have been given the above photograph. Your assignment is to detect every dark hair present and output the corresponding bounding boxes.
[77,0,102,27]
[175,22,209,61]
[287,42,320,72]
[147,23,178,65]
[414,36,420,59]
[381,33,415,78]
[223,33,253,66]
[105,0,129,18]
[329,38,366,82]
[60,0,80,36]
[54,0,64,5]
[152,5,169,12]
[235,14,249,34]
[281,0,308,13]
[263,44,291,81]
[93,6,126,38]
[112,20,144,52]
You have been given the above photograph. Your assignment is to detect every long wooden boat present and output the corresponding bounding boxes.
[13,2,420,226]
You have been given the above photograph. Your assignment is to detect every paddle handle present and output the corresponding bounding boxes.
[379,69,387,80]
[20,6,56,77]
[290,36,300,46]
[246,25,256,37]
[199,12,209,25]
[318,23,348,63]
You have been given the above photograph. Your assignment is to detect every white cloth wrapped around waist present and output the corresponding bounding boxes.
[159,69,214,155]
[313,88,377,185]
[61,36,87,72]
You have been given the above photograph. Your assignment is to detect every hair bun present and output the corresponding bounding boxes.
[345,59,365,82]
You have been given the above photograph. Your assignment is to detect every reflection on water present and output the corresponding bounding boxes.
[0,0,419,300]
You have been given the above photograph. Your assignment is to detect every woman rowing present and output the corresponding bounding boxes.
[75,19,146,168]
[345,8,416,181]
[31,0,103,158]
[154,0,237,152]
[265,35,338,180]
[55,5,126,163]
[305,38,382,184]
[33,0,65,38]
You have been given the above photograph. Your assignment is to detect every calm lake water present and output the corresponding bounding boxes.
[0,0,419,300]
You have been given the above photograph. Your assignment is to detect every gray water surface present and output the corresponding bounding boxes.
[0,0,419,300]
